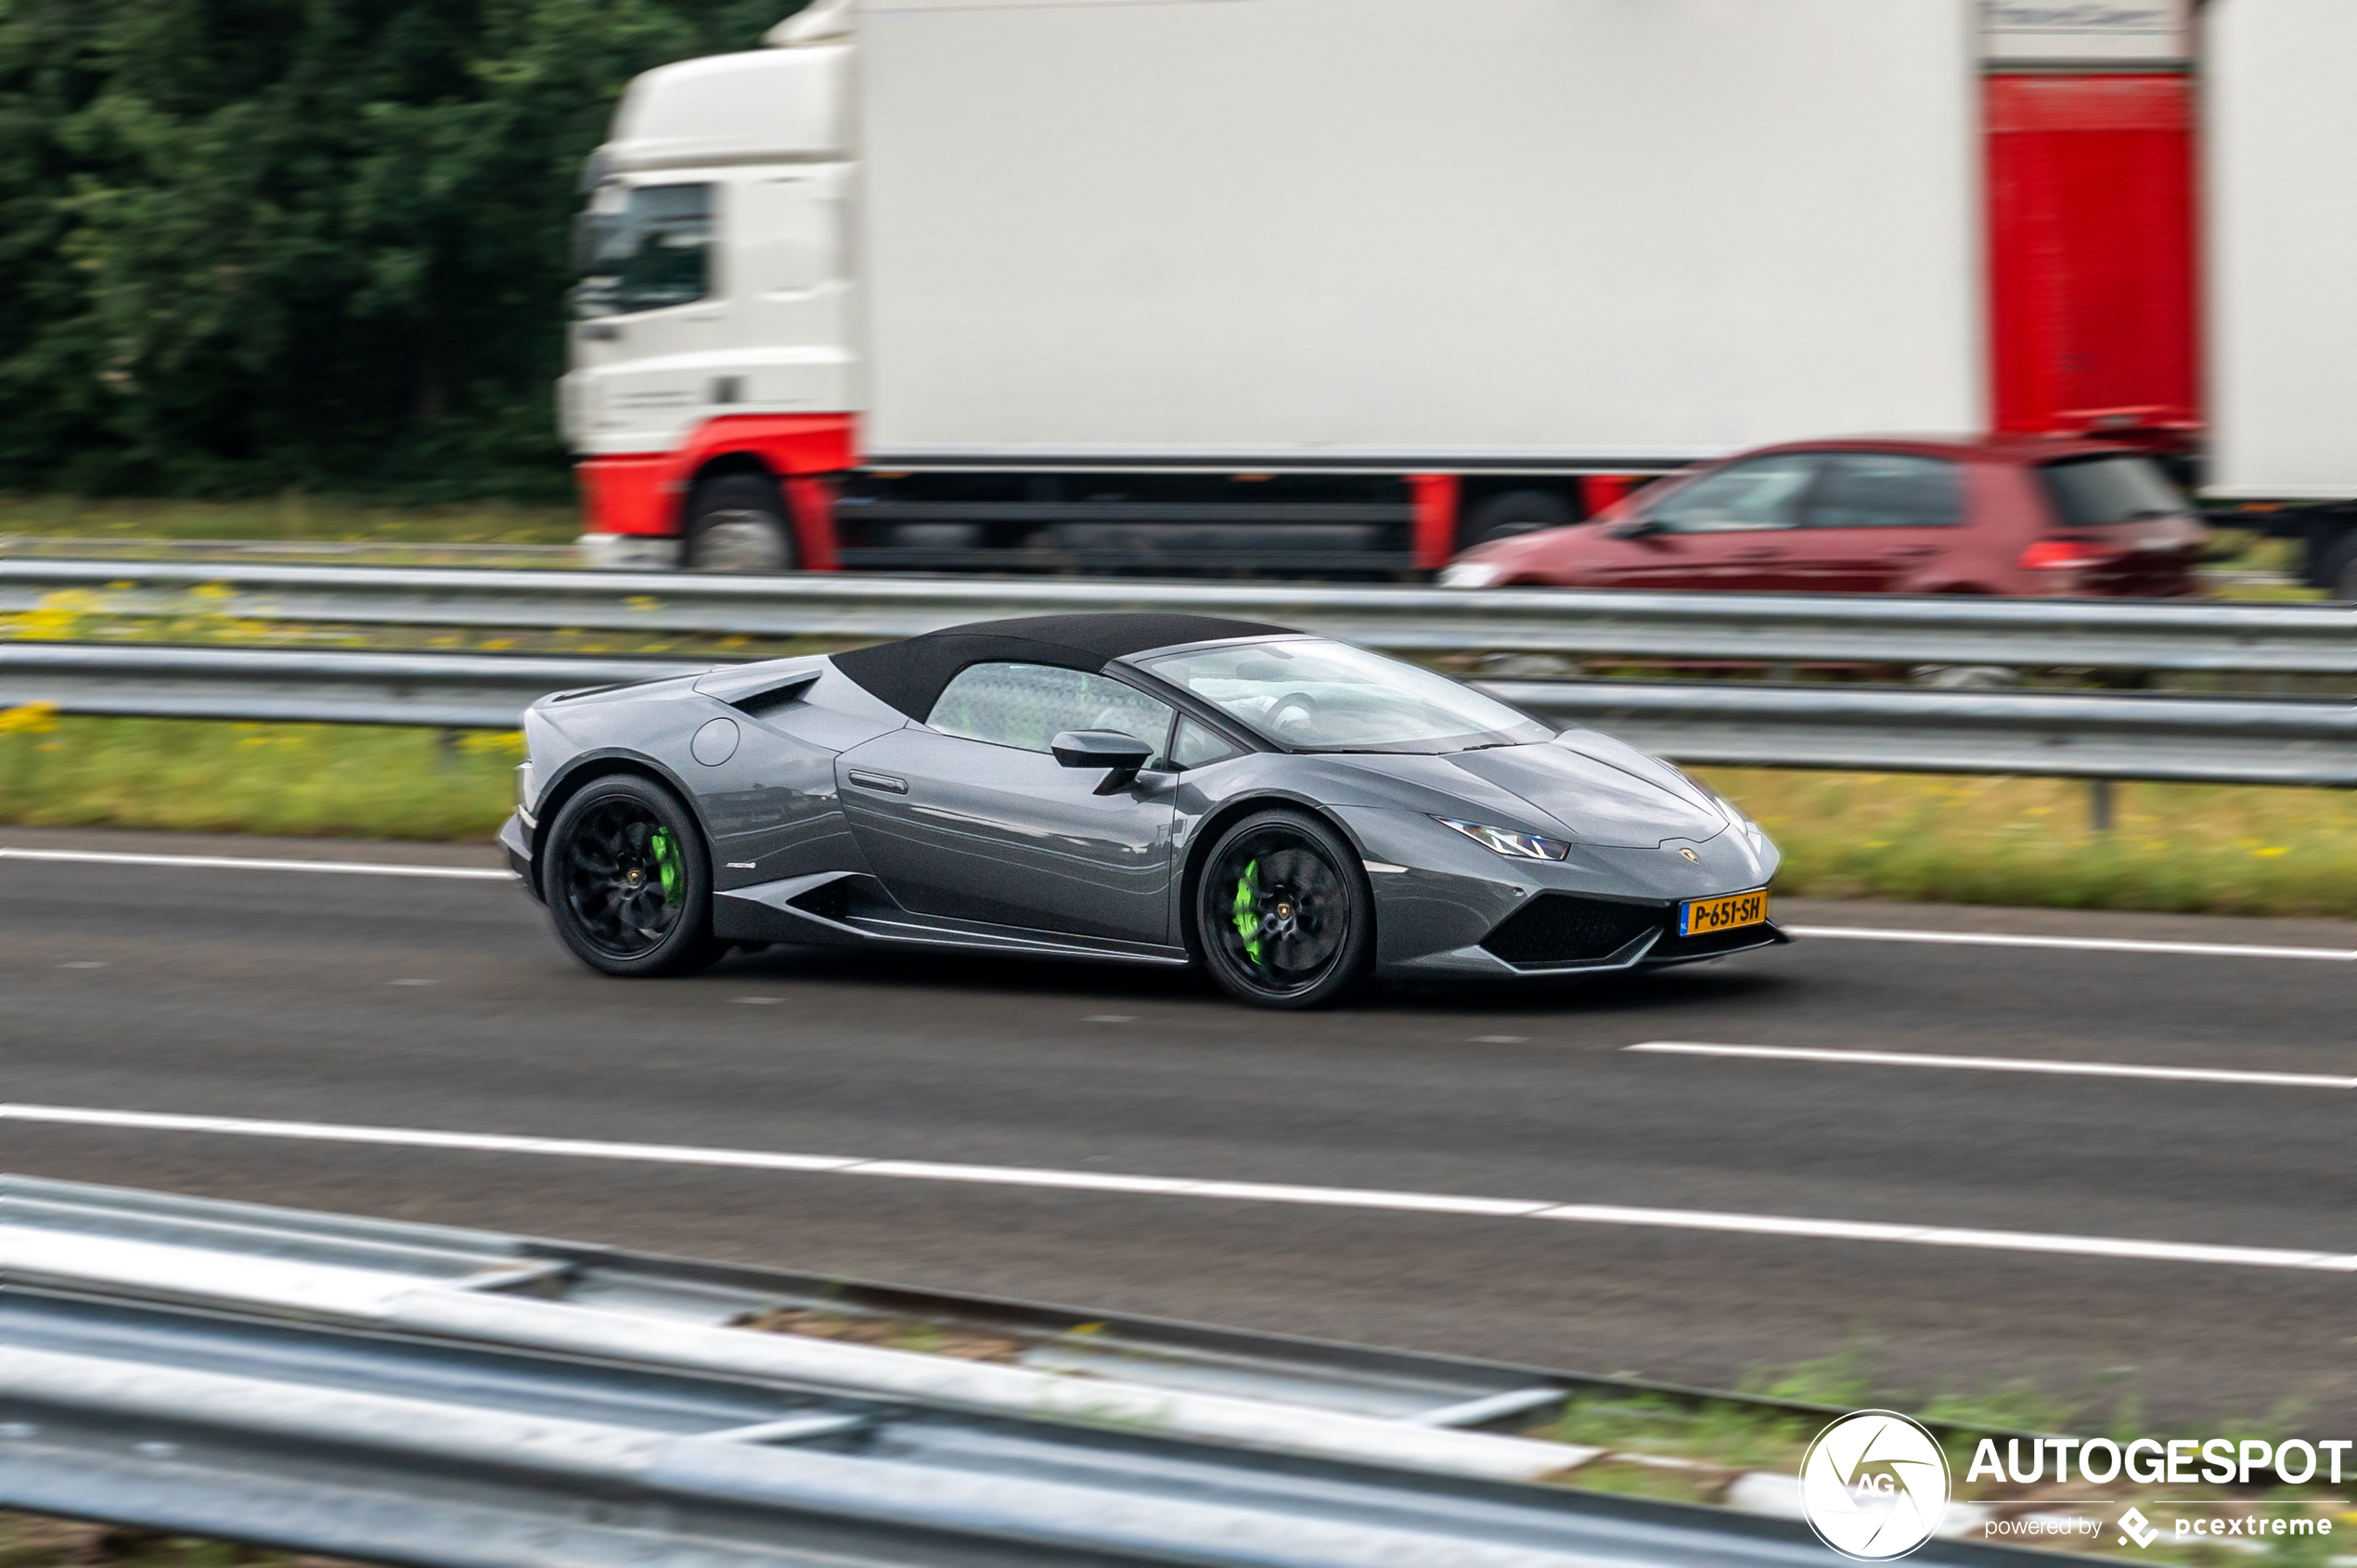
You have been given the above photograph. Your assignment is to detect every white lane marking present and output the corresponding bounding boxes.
[1086,1014,1138,1023]
[1627,1041,2357,1090]
[385,979,437,987]
[6,1100,2351,1274]
[6,847,2349,964]
[0,848,515,881]
[58,962,107,970]
[1788,923,2355,962]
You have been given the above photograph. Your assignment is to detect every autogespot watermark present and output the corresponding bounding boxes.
[1800,1415,2350,1561]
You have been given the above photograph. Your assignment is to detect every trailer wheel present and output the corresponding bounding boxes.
[1460,489,1573,549]
[2329,531,2357,602]
[685,473,798,573]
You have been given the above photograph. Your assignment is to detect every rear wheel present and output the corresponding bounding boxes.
[1194,809,1372,1009]
[544,774,725,977]
[1460,489,1574,549]
[685,473,797,573]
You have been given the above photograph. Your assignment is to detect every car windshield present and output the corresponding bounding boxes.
[1134,637,1552,752]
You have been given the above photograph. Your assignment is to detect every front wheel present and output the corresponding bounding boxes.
[1194,809,1372,1009]
[543,774,726,977]
[685,473,797,573]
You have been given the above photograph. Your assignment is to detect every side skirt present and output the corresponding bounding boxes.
[715,871,1192,968]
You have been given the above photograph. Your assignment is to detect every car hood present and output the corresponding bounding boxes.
[1331,734,1727,848]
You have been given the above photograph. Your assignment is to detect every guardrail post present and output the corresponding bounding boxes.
[2089,778,2116,833]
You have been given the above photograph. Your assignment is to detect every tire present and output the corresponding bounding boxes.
[1193,808,1373,1009]
[685,473,797,573]
[2331,534,2357,603]
[542,773,727,977]
[1460,489,1574,549]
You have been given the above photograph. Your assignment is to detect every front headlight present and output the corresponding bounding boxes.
[1434,816,1571,861]
[1437,561,1507,588]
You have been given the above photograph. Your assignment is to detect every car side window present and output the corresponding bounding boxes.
[1643,456,1818,533]
[1804,454,1964,529]
[928,662,1176,759]
[1169,715,1247,769]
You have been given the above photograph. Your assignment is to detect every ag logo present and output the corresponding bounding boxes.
[1799,1410,1951,1561]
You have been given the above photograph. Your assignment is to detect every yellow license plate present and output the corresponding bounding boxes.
[1680,889,1770,936]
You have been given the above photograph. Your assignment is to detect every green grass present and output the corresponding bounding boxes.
[1702,767,2357,920]
[1,713,2351,923]
[0,494,576,546]
[0,711,520,841]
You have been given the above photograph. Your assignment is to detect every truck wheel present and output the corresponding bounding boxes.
[685,474,798,573]
[2332,536,2357,602]
[1461,489,1573,549]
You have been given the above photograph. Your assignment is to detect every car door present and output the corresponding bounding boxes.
[835,662,1180,945]
[1589,453,1822,590]
[1797,452,1967,591]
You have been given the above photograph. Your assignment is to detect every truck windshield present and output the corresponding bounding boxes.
[574,184,713,317]
[1133,637,1552,753]
[2039,456,2191,529]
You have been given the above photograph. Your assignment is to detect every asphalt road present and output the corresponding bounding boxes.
[4,824,2352,1431]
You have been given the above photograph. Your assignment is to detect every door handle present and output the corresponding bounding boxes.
[1732,546,1785,559]
[848,770,908,795]
[1880,546,1938,561]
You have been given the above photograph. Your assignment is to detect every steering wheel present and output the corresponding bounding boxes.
[1266,690,1322,739]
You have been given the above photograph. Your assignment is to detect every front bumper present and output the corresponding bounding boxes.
[498,811,540,901]
[1333,805,1786,980]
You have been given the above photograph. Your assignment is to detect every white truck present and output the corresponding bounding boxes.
[2205,0,2357,598]
[563,0,1987,575]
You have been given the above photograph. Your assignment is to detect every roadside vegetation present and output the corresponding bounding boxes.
[0,1511,362,1568]
[0,497,576,549]
[1696,766,2357,921]
[1,710,2349,922]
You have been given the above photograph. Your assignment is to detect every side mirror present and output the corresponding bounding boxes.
[1051,729,1155,793]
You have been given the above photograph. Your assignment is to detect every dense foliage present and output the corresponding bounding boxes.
[0,0,796,500]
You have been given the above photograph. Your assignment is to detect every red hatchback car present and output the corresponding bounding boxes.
[1439,437,2206,597]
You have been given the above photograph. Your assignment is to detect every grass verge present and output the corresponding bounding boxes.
[0,713,2351,922]
[1700,767,2357,921]
[0,495,576,546]
[0,712,520,842]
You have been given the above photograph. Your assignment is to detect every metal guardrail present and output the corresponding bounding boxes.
[2,641,2349,787]
[0,1177,2040,1568]
[4,557,2352,673]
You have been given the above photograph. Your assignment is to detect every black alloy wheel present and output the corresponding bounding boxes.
[544,774,726,977]
[1195,808,1373,1009]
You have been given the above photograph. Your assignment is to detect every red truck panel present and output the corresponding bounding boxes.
[1985,74,2199,437]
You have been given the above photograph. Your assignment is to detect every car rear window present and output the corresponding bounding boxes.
[1803,454,1963,529]
[2038,456,2190,529]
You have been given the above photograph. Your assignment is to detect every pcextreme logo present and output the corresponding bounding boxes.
[1800,1410,1951,1561]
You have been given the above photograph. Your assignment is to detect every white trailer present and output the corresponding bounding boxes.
[2204,0,2357,596]
[565,0,1985,574]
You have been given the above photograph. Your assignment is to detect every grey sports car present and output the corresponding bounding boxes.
[500,614,1786,1008]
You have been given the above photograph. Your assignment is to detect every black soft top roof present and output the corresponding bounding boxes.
[831,613,1294,720]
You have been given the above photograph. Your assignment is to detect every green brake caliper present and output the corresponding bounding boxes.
[650,828,681,903]
[1230,858,1262,964]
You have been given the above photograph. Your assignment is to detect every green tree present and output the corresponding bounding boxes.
[0,0,795,500]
